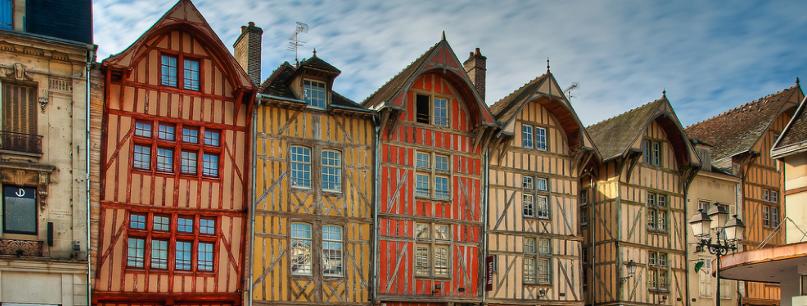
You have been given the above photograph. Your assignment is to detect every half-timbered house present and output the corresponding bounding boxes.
[485,69,597,305]
[250,54,375,306]
[585,95,700,305]
[362,36,497,306]
[92,1,255,305]
[686,82,804,306]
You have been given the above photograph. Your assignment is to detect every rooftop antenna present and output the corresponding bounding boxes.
[288,21,309,66]
[564,82,579,101]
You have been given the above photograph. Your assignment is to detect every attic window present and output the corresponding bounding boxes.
[416,94,430,124]
[303,80,327,109]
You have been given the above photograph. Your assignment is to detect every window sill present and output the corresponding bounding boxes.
[649,288,670,293]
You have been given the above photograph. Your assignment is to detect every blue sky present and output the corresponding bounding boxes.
[93,0,807,126]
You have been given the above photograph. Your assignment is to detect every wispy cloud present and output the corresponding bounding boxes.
[93,0,807,125]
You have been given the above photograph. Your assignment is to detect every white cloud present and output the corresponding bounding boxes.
[93,0,807,126]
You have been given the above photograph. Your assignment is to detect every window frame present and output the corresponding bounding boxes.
[643,139,663,167]
[523,237,552,285]
[648,251,670,291]
[303,79,328,109]
[125,212,218,274]
[2,185,38,235]
[432,96,450,127]
[159,52,204,92]
[535,126,548,151]
[522,124,534,149]
[414,222,452,279]
[290,222,314,276]
[290,145,313,189]
[647,192,669,233]
[131,120,222,180]
[322,224,344,278]
[321,149,343,193]
[523,175,551,219]
[414,151,452,201]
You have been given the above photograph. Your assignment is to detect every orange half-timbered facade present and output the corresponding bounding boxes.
[92,1,255,305]
[485,71,597,306]
[585,96,700,306]
[363,37,497,306]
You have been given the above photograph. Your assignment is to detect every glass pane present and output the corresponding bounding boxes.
[182,127,199,143]
[536,177,548,191]
[522,176,534,190]
[153,215,170,231]
[160,55,177,87]
[150,239,168,269]
[127,238,145,268]
[415,223,430,240]
[175,241,192,270]
[198,242,214,271]
[415,245,430,276]
[433,245,449,277]
[303,80,327,108]
[290,146,311,188]
[291,223,313,275]
[434,176,450,200]
[522,124,533,148]
[434,224,450,241]
[322,225,343,277]
[523,194,534,217]
[524,238,536,254]
[181,151,197,174]
[200,218,215,235]
[535,127,547,150]
[158,124,175,141]
[204,130,220,147]
[129,214,146,230]
[203,153,219,177]
[416,174,430,198]
[133,145,151,170]
[321,150,342,192]
[135,121,152,138]
[177,217,193,233]
[3,186,36,234]
[435,154,450,172]
[433,97,449,127]
[157,147,174,172]
[416,152,431,169]
[183,59,200,91]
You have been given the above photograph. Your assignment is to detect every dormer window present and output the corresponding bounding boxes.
[160,54,200,91]
[303,80,327,109]
[415,94,450,127]
[160,55,178,87]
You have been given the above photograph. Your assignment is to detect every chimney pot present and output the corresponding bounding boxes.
[234,21,263,85]
[463,47,487,100]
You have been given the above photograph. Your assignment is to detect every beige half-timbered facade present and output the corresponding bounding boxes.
[585,96,700,306]
[485,71,596,305]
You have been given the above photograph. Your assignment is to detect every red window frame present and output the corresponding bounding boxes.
[131,119,222,180]
[159,51,204,92]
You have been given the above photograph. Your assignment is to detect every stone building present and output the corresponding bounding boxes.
[0,0,95,305]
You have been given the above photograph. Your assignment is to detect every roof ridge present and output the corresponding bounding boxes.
[258,61,295,93]
[361,40,441,105]
[687,84,799,128]
[587,97,663,129]
[490,72,549,108]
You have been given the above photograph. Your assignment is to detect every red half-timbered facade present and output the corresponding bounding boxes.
[92,1,255,305]
[363,37,497,306]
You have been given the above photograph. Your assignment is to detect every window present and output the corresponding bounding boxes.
[156,147,174,172]
[182,127,199,143]
[536,195,550,219]
[522,124,534,148]
[175,241,192,271]
[764,205,779,228]
[416,94,430,124]
[647,193,668,232]
[698,259,712,297]
[535,127,547,151]
[523,176,534,190]
[178,217,193,233]
[772,206,780,228]
[321,150,342,192]
[127,238,145,268]
[303,80,327,109]
[523,176,550,219]
[536,177,548,192]
[202,153,219,177]
[161,55,178,87]
[435,155,450,172]
[3,185,37,235]
[204,130,220,147]
[290,146,312,188]
[322,225,343,277]
[416,174,430,198]
[434,176,450,200]
[643,139,662,166]
[433,97,449,127]
[153,215,170,231]
[200,218,215,235]
[416,152,431,169]
[198,242,214,271]
[771,190,779,203]
[183,59,200,91]
[158,124,175,141]
[698,200,710,213]
[580,188,589,205]
[133,145,151,170]
[151,239,168,269]
[524,237,551,284]
[523,194,535,217]
[135,121,152,138]
[649,251,669,290]
[580,188,589,226]
[181,151,197,174]
[291,223,313,275]
[414,223,451,278]
[2,82,38,153]
[0,0,12,30]
[130,214,146,230]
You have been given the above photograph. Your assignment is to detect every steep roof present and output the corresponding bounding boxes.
[362,36,495,126]
[102,0,253,90]
[258,62,368,112]
[772,95,807,158]
[489,72,551,121]
[299,53,341,75]
[686,84,803,164]
[587,95,697,166]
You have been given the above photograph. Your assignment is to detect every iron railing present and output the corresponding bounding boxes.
[0,131,42,154]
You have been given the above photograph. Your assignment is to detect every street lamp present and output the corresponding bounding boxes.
[620,260,637,283]
[689,207,745,306]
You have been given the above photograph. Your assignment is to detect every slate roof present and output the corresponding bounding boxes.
[587,98,666,160]
[773,95,807,155]
[299,54,341,74]
[489,72,550,120]
[362,40,441,108]
[258,61,368,112]
[686,85,802,165]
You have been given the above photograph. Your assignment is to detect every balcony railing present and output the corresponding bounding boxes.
[0,131,42,154]
[0,238,43,257]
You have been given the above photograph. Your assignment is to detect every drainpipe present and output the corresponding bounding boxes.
[480,142,489,304]
[248,96,258,306]
[371,111,381,304]
[85,45,96,306]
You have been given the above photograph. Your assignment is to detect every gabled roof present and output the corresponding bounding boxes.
[587,95,698,167]
[258,62,369,113]
[362,36,495,126]
[490,71,597,155]
[299,53,341,75]
[686,84,803,165]
[772,95,807,159]
[102,0,253,91]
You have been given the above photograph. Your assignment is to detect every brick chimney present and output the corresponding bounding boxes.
[233,21,263,85]
[463,48,487,100]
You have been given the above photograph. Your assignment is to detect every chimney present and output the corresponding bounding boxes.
[693,140,712,172]
[234,21,263,85]
[463,48,487,100]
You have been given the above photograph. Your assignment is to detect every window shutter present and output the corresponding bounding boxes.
[2,82,37,134]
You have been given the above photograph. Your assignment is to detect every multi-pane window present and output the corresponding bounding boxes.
[321,150,342,192]
[416,94,430,124]
[291,223,313,275]
[415,152,451,200]
[175,241,192,271]
[535,127,547,151]
[178,217,193,233]
[433,97,449,127]
[151,239,168,269]
[647,193,668,232]
[643,139,662,166]
[416,152,431,169]
[303,80,327,109]
[160,55,178,87]
[649,251,669,290]
[521,123,549,151]
[523,175,550,219]
[127,238,145,268]
[183,59,200,91]
[130,214,146,230]
[290,146,312,189]
[434,176,450,200]
[414,223,451,278]
[322,225,344,277]
[132,120,221,178]
[522,124,534,148]
[153,215,170,231]
[580,188,589,226]
[200,218,215,235]
[416,174,430,198]
[763,205,780,228]
[435,155,450,172]
[198,242,214,271]
[524,237,551,284]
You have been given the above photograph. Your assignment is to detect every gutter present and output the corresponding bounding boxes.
[84,45,96,306]
[480,146,490,304]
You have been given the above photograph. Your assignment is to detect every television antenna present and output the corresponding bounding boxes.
[564,82,579,101]
[288,21,309,65]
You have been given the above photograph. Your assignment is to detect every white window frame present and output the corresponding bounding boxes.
[535,126,548,151]
[322,225,344,277]
[432,96,449,127]
[303,79,327,109]
[522,124,534,149]
[291,222,313,276]
[321,150,342,193]
[290,145,312,189]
